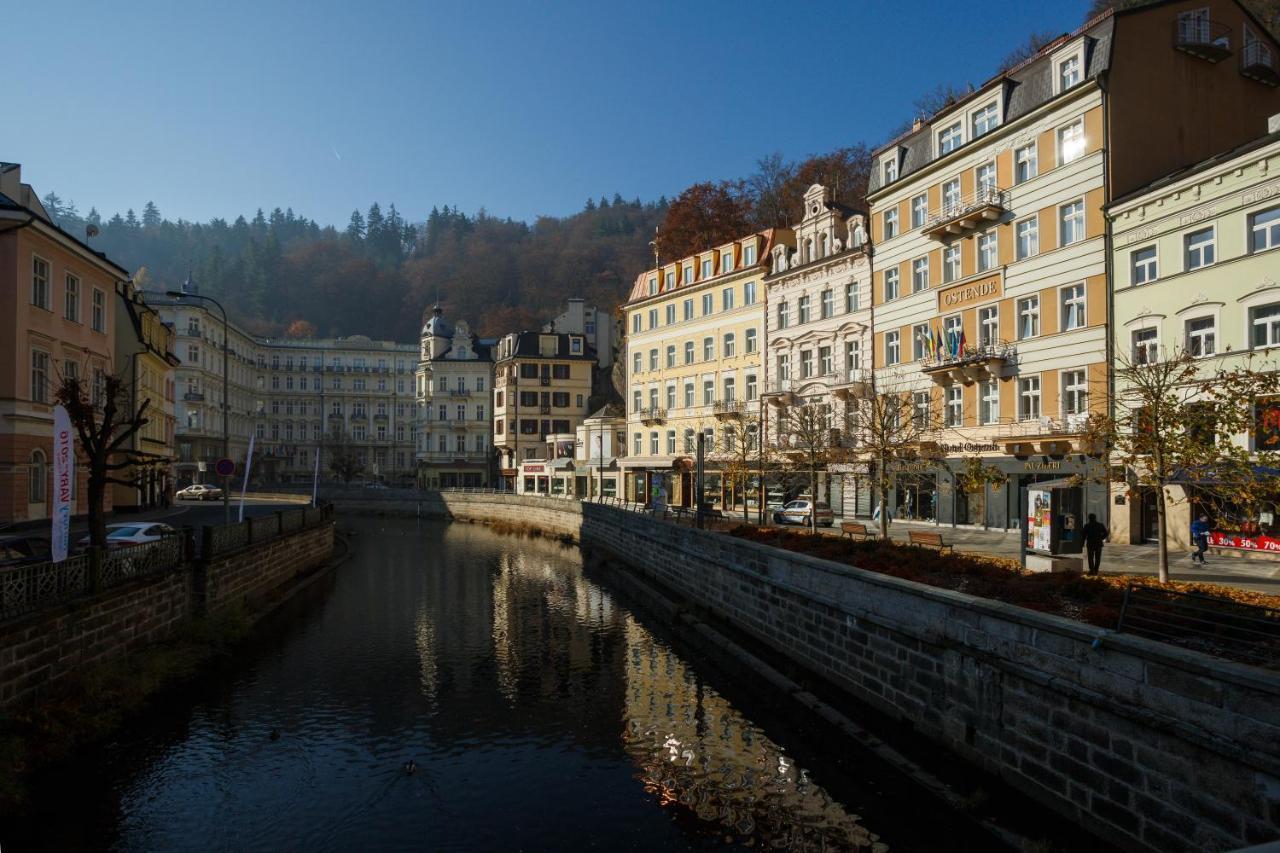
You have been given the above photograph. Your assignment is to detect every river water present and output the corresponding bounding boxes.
[16,518,1005,852]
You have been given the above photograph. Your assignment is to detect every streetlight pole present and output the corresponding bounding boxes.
[168,290,231,524]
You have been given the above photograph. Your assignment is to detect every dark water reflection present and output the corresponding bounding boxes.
[16,518,996,852]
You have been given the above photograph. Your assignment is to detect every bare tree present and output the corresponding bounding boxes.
[1090,347,1280,582]
[774,398,846,533]
[55,374,152,549]
[326,424,365,484]
[716,402,770,523]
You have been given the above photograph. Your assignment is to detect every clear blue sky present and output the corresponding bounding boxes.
[5,0,1091,228]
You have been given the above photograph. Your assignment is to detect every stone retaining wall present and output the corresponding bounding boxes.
[427,492,1280,853]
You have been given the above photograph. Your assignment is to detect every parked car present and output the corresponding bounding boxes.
[363,481,389,490]
[773,500,835,527]
[0,534,53,566]
[77,522,181,550]
[176,484,222,501]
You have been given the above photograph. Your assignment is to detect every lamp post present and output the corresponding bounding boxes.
[168,289,231,524]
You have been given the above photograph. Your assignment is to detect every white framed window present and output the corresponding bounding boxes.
[883,208,899,239]
[1016,217,1038,260]
[845,280,859,312]
[980,379,1000,425]
[722,286,735,311]
[1185,227,1216,270]
[798,294,811,324]
[1131,246,1158,285]
[31,349,49,403]
[977,232,998,272]
[821,288,834,319]
[31,256,50,309]
[846,340,861,372]
[1060,283,1086,331]
[939,121,963,155]
[684,341,694,364]
[683,264,694,284]
[665,345,675,368]
[942,179,961,215]
[665,304,676,324]
[666,430,676,454]
[1178,8,1213,43]
[746,373,758,401]
[648,348,658,370]
[945,385,963,427]
[1058,55,1081,91]
[913,323,930,361]
[702,379,714,406]
[1015,144,1038,184]
[650,432,659,455]
[912,256,929,293]
[745,327,757,353]
[1251,303,1280,348]
[885,331,900,365]
[683,382,694,407]
[943,314,962,349]
[911,194,928,228]
[1058,120,1085,165]
[1133,327,1159,364]
[647,277,657,296]
[976,162,997,195]
[800,349,814,378]
[721,249,734,274]
[744,281,757,305]
[1250,206,1280,252]
[777,353,790,381]
[702,293,713,315]
[648,308,658,329]
[819,345,832,376]
[702,337,714,361]
[777,300,790,329]
[29,449,47,504]
[632,351,642,375]
[1062,369,1088,417]
[971,102,999,138]
[943,245,961,282]
[724,332,736,358]
[744,244,757,266]
[883,157,898,184]
[701,258,713,278]
[664,271,675,291]
[1017,295,1040,339]
[631,314,641,334]
[978,306,999,347]
[913,391,931,429]
[884,268,900,301]
[1059,200,1085,246]
[64,274,80,322]
[1018,376,1042,421]
[1186,316,1216,357]
[682,298,694,321]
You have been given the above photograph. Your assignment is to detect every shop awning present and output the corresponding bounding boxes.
[1170,464,1280,485]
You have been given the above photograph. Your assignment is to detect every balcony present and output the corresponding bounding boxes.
[1000,413,1097,456]
[183,391,205,402]
[1241,40,1280,86]
[1173,17,1233,63]
[638,406,667,426]
[831,368,874,400]
[922,188,1006,240]
[712,400,744,421]
[922,341,1012,384]
[449,388,471,397]
[762,379,797,407]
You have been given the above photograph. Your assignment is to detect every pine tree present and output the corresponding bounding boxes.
[346,210,366,240]
[142,201,162,228]
[87,207,101,226]
[584,198,596,211]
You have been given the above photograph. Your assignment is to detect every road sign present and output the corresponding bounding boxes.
[214,457,235,477]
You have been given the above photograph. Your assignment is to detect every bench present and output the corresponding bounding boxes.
[908,530,954,553]
[840,521,873,541]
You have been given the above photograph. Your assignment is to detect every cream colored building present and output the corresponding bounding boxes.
[415,305,494,488]
[114,281,178,509]
[621,230,785,508]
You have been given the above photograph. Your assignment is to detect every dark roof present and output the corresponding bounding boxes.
[0,186,132,278]
[1108,128,1280,208]
[499,330,596,361]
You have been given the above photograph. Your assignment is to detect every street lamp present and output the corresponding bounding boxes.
[167,289,231,525]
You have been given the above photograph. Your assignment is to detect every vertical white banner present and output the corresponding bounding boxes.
[311,446,321,506]
[52,405,74,562]
[238,435,255,522]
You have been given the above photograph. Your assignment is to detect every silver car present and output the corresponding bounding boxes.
[773,500,836,527]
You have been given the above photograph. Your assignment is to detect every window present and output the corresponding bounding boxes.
[701,258,713,278]
[631,314,641,334]
[913,391,931,428]
[884,208,899,239]
[632,351,642,375]
[1059,370,1087,419]
[665,384,675,410]
[647,277,658,296]
[883,157,898,184]
[702,379,714,406]
[800,349,814,378]
[744,281,757,305]
[777,300,790,329]
[552,363,570,379]
[971,103,998,138]
[722,287,735,311]
[650,432,659,455]
[910,194,927,229]
[683,298,694,320]
[885,331,900,365]
[666,431,677,454]
[1250,206,1280,252]
[1058,120,1085,165]
[939,121,963,155]
[745,328,757,353]
[1131,246,1158,285]
[723,376,736,403]
[92,368,103,407]
[1059,55,1081,90]
[664,271,675,291]
[1060,283,1086,331]
[64,274,80,321]
[746,373,758,400]
[1018,376,1042,421]
[683,382,694,408]
[702,293,713,316]
[980,380,1000,425]
[665,345,675,368]
[29,450,47,504]
[1185,227,1215,270]
[91,289,105,332]
[31,256,50,309]
[1248,302,1280,350]
[943,245,961,283]
[665,304,676,325]
[912,257,929,293]
[648,308,658,329]
[942,179,961,215]
[946,385,963,427]
[703,337,714,361]
[1133,327,1159,364]
[552,392,569,408]
[683,428,695,452]
[1016,217,1038,260]
[1017,295,1040,339]
[188,344,200,363]
[724,333,736,358]
[744,245,757,266]
[845,281,859,312]
[721,250,734,274]
[978,306,999,347]
[777,353,790,381]
[819,346,832,376]
[1059,201,1085,246]
[976,162,996,195]
[648,349,658,371]
[1015,144,1038,184]
[821,288,834,319]
[913,324,930,360]
[846,340,861,372]
[884,268,900,301]
[31,350,49,403]
[684,341,694,364]
[977,232,997,272]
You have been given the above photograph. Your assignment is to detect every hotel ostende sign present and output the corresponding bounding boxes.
[937,274,1002,312]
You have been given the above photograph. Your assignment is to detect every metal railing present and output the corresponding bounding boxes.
[1116,583,1279,669]
[922,340,1013,371]
[203,504,332,558]
[1173,17,1232,54]
[925,187,1006,231]
[1243,39,1275,70]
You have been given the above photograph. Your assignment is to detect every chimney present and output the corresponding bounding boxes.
[1270,113,1280,134]
[912,117,924,132]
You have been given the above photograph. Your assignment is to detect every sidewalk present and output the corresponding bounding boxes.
[822,517,1280,595]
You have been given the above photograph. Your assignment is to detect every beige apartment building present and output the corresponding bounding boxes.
[415,305,494,488]
[493,330,595,488]
[865,0,1280,532]
[114,281,178,509]
[621,230,784,508]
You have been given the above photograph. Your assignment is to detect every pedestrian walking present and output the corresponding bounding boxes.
[1190,515,1211,564]
[1081,513,1108,576]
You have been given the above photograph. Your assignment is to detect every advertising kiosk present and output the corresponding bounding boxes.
[1025,477,1085,573]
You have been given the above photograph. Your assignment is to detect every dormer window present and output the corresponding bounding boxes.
[701,258,713,278]
[971,102,999,138]
[720,250,733,274]
[664,271,675,290]
[683,264,693,283]
[939,122,963,155]
[570,337,583,354]
[1059,56,1081,90]
[743,244,756,266]
[883,157,898,184]
[647,276,657,296]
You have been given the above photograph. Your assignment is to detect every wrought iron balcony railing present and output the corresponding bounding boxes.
[1241,40,1279,86]
[922,188,1006,239]
[922,340,1012,382]
[1173,17,1232,62]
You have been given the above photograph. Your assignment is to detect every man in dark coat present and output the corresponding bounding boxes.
[1082,513,1109,576]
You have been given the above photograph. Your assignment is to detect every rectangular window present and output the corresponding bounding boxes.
[1059,200,1085,246]
[1017,295,1040,339]
[702,337,714,361]
[723,376,736,403]
[31,350,49,403]
[1062,369,1088,419]
[912,324,930,361]
[745,328,757,353]
[1252,304,1280,348]
[665,384,675,410]
[647,277,658,296]
[1018,376,1042,421]
[777,300,790,329]
[883,158,898,184]
[1133,327,1159,364]
[939,121,963,155]
[800,349,814,378]
[1059,55,1081,90]
[633,351,642,375]
[702,293,713,316]
[724,333,736,358]
[911,194,927,228]
[1015,144,1038,184]
[702,379,714,406]
[721,250,733,274]
[746,373,758,400]
[1058,120,1085,165]
[976,162,997,195]
[684,341,694,364]
[648,308,658,329]
[845,340,861,372]
[971,103,998,138]
[631,314,641,334]
[665,345,675,368]
[722,287,735,311]
[649,348,658,371]
[64,274,80,321]
[1060,283,1086,331]
[683,381,695,408]
[821,288,834,319]
[946,385,963,427]
[744,281,757,305]
[1185,227,1216,270]
[777,353,790,381]
[633,433,642,455]
[819,345,832,376]
[943,245,961,282]
[885,331,900,365]
[683,298,694,320]
[797,295,811,324]
[884,208,899,239]
[1187,317,1216,357]
[845,281,859,312]
[1016,217,1038,260]
[943,179,961,215]
[980,379,999,425]
[31,256,50,309]
[92,289,105,332]
[913,391,931,429]
[664,271,675,291]
[701,258,713,278]
[1250,206,1280,252]
[912,257,929,293]
[884,268,900,301]
[1131,246,1158,285]
[977,232,997,272]
[665,304,676,325]
[978,305,999,347]
[744,245,757,266]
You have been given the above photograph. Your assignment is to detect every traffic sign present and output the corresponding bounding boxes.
[214,458,235,477]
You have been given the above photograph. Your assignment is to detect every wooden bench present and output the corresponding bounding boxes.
[908,530,953,553]
[840,521,873,540]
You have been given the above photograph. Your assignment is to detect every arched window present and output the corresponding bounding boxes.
[29,449,47,504]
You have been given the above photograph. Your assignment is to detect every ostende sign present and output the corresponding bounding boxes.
[937,274,1002,312]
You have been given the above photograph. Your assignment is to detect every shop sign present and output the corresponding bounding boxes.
[1209,531,1280,552]
[894,462,936,473]
[1024,461,1064,472]
[1027,488,1052,552]
[524,464,546,473]
[938,274,1002,312]
[938,442,999,453]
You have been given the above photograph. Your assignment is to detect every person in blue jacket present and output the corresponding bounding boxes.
[1190,515,1211,564]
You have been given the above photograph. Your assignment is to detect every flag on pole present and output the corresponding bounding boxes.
[311,447,321,507]
[959,328,968,355]
[52,405,73,563]
[238,434,256,522]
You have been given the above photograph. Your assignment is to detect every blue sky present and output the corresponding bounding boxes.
[5,0,1090,228]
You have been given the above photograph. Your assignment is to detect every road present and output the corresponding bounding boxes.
[67,494,310,538]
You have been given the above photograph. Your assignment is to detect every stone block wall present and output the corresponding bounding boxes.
[433,492,1280,853]
[204,523,334,613]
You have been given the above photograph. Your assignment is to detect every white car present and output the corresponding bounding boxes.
[773,500,836,528]
[78,522,181,550]
[176,484,222,501]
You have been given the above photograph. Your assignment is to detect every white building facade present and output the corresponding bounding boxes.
[414,305,495,488]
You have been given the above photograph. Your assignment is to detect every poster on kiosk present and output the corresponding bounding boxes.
[1025,479,1083,556]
